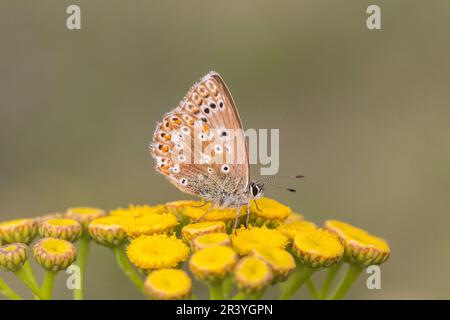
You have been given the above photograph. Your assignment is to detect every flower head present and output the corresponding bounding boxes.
[35,213,64,224]
[65,207,106,228]
[0,243,28,271]
[181,221,226,242]
[165,200,200,220]
[192,233,231,251]
[183,205,245,224]
[292,229,344,268]
[0,219,37,244]
[38,219,82,242]
[252,247,296,282]
[189,246,237,283]
[276,220,317,239]
[110,204,166,219]
[324,220,390,266]
[125,213,178,238]
[88,215,131,247]
[249,197,292,227]
[234,256,273,293]
[127,235,190,271]
[231,226,288,255]
[33,238,77,271]
[145,268,192,300]
[284,213,305,224]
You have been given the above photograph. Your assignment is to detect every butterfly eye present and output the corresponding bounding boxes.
[219,101,224,109]
[178,155,186,162]
[220,131,228,137]
[209,102,217,109]
[221,164,230,173]
[179,178,188,186]
[207,167,214,174]
[203,106,210,114]
[171,165,180,173]
[214,145,223,153]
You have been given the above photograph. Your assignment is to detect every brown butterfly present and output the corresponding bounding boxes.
[150,71,265,229]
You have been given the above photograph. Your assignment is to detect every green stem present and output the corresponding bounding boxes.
[73,234,90,300]
[232,291,248,300]
[13,261,45,299]
[279,265,315,300]
[208,281,224,300]
[0,276,22,300]
[306,278,320,299]
[320,263,342,299]
[112,246,146,295]
[249,289,265,300]
[330,264,363,300]
[41,271,57,300]
[222,276,234,299]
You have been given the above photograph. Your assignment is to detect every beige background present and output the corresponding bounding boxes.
[1,1,449,299]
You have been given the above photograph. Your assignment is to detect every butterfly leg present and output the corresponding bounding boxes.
[233,206,242,234]
[245,203,251,228]
[193,205,213,223]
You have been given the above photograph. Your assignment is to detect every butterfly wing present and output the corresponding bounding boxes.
[151,71,249,205]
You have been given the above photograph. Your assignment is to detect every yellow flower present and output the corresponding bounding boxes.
[165,200,200,220]
[145,268,192,300]
[33,238,77,271]
[127,235,189,271]
[110,204,166,218]
[324,220,390,266]
[231,226,288,255]
[38,219,82,242]
[251,247,296,282]
[189,246,237,282]
[124,213,178,238]
[0,243,28,271]
[183,205,246,225]
[292,229,344,268]
[192,233,231,251]
[35,213,64,224]
[181,221,226,242]
[65,207,106,228]
[276,220,317,239]
[0,219,37,244]
[88,215,131,246]
[284,212,304,224]
[249,197,292,227]
[234,256,273,293]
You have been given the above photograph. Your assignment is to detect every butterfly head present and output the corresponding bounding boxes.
[249,181,264,200]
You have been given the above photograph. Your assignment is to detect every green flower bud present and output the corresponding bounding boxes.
[0,219,37,244]
[0,243,28,271]
[33,238,77,272]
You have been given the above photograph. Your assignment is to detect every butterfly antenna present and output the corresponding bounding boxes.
[263,181,297,193]
[258,175,304,181]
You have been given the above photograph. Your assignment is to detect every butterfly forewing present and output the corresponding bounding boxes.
[151,71,249,205]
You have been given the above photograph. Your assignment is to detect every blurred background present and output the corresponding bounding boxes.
[1,0,449,299]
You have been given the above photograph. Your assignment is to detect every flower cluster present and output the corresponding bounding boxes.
[0,198,390,300]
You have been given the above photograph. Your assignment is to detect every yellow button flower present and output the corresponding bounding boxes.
[284,212,304,224]
[33,238,77,272]
[0,243,28,271]
[276,220,317,239]
[293,229,344,268]
[35,213,64,224]
[234,256,273,293]
[65,207,106,228]
[249,197,292,227]
[192,233,231,251]
[110,204,166,218]
[324,220,390,266]
[231,226,288,255]
[184,205,246,224]
[189,246,237,282]
[165,200,200,220]
[0,219,37,244]
[124,213,178,238]
[181,221,226,242]
[88,215,131,246]
[145,268,192,300]
[127,235,190,271]
[252,247,296,282]
[38,219,82,242]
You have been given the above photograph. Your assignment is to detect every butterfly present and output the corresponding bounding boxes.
[150,71,265,229]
